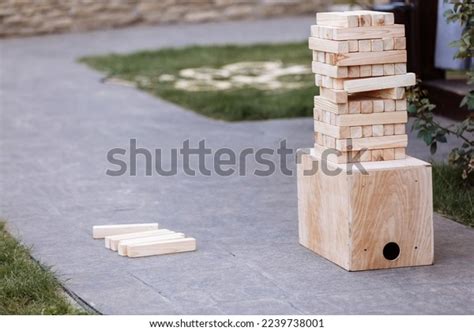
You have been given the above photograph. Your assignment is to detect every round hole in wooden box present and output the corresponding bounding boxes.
[383,242,400,261]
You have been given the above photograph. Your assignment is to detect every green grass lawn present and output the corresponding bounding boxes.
[0,222,86,314]
[432,165,473,227]
[80,42,315,121]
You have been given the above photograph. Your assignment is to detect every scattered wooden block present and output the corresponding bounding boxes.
[118,233,186,256]
[105,229,174,251]
[308,37,349,53]
[93,223,159,239]
[311,24,405,41]
[343,73,416,93]
[126,238,197,258]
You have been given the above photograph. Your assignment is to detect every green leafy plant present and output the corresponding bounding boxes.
[408,0,473,184]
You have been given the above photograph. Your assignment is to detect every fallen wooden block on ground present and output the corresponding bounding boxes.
[117,232,185,256]
[126,238,197,258]
[92,223,159,239]
[105,229,174,251]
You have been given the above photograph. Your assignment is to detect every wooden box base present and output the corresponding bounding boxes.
[297,148,434,271]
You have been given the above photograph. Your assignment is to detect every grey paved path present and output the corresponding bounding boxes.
[1,17,473,314]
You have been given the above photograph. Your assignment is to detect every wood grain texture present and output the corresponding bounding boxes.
[335,111,407,126]
[308,37,349,53]
[118,233,185,256]
[335,134,408,151]
[320,87,348,104]
[311,24,405,40]
[105,229,173,251]
[328,50,406,66]
[126,238,196,258]
[314,96,349,114]
[297,149,433,271]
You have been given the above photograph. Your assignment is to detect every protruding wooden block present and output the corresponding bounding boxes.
[343,73,415,93]
[297,149,433,271]
[92,223,159,239]
[118,233,186,256]
[105,229,174,251]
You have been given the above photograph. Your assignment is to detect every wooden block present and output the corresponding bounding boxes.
[396,99,407,111]
[324,135,336,148]
[362,125,373,137]
[359,65,372,77]
[383,37,394,50]
[312,143,349,164]
[372,64,384,76]
[383,64,395,75]
[373,125,384,137]
[394,147,406,160]
[92,223,159,239]
[343,73,416,93]
[321,75,332,88]
[373,100,384,113]
[118,233,186,256]
[328,50,406,66]
[371,11,394,26]
[358,87,406,99]
[349,40,359,52]
[105,229,173,251]
[360,100,373,114]
[308,37,349,53]
[394,63,407,74]
[323,110,331,123]
[350,126,363,138]
[315,132,323,145]
[320,87,348,104]
[358,40,371,52]
[313,24,405,40]
[384,124,394,135]
[371,149,384,161]
[126,238,197,258]
[351,10,372,27]
[349,100,361,114]
[384,99,396,112]
[335,134,408,151]
[314,120,351,139]
[298,149,433,271]
[371,39,384,52]
[336,110,407,127]
[314,96,349,114]
[316,12,359,28]
[330,112,336,125]
[315,74,322,86]
[348,66,360,78]
[325,52,336,64]
[383,148,395,160]
[356,149,371,162]
[394,123,406,135]
[394,37,406,50]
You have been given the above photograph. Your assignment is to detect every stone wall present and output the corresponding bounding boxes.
[0,0,328,38]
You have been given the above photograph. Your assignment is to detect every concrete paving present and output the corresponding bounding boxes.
[1,17,473,314]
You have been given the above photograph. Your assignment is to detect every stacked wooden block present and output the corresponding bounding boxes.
[309,10,416,163]
[93,223,196,258]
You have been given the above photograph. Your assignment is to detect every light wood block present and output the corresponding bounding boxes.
[383,148,395,160]
[372,124,384,137]
[394,63,407,75]
[394,147,406,159]
[126,238,197,258]
[314,96,348,114]
[118,233,185,256]
[372,64,384,76]
[349,100,361,114]
[383,64,395,75]
[297,149,433,271]
[314,120,351,139]
[353,10,394,26]
[320,87,348,104]
[349,40,359,52]
[359,65,372,77]
[384,124,395,135]
[357,87,406,99]
[106,229,174,251]
[396,99,407,111]
[316,12,359,28]
[92,223,159,239]
[358,39,371,52]
[373,100,384,112]
[327,50,406,66]
[360,100,373,114]
[384,99,396,112]
[335,134,408,151]
[335,111,407,126]
[311,24,405,41]
[394,123,406,135]
[348,65,360,78]
[371,39,384,52]
[363,125,373,137]
[394,37,406,50]
[350,126,363,138]
[371,149,384,161]
[343,73,415,93]
[308,37,349,53]
[383,37,394,50]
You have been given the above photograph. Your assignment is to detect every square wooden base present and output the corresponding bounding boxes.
[297,148,434,271]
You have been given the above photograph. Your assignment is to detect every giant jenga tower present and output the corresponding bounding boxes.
[297,11,434,271]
